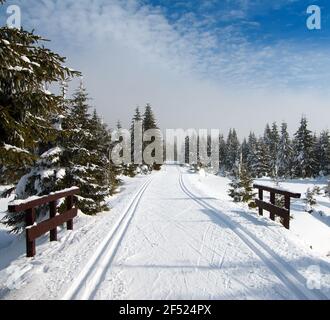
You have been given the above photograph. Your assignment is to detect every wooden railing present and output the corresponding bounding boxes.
[8,187,79,257]
[253,184,301,230]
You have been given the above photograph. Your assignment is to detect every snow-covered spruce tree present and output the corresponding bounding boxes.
[225,129,240,173]
[143,104,162,170]
[218,134,227,174]
[91,110,120,195]
[0,25,77,185]
[305,188,317,213]
[128,107,142,175]
[314,130,330,176]
[253,138,271,178]
[292,117,316,178]
[263,123,279,177]
[228,154,256,207]
[276,122,293,178]
[64,83,111,215]
[246,132,258,177]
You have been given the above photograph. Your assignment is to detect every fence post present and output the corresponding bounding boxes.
[270,192,275,221]
[66,195,73,230]
[258,188,263,216]
[26,208,36,257]
[284,195,290,230]
[49,201,57,241]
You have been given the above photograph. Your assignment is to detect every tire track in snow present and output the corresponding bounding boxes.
[61,177,154,300]
[179,171,328,300]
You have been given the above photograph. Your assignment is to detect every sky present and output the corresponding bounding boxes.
[1,0,330,138]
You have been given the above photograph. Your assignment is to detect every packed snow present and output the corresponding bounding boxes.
[0,166,329,300]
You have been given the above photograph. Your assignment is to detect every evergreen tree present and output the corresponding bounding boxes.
[130,107,142,169]
[263,123,279,177]
[225,129,240,173]
[292,117,315,178]
[277,122,293,178]
[253,138,270,178]
[218,134,227,174]
[142,104,162,170]
[314,130,330,176]
[64,83,111,215]
[0,25,78,185]
[246,132,258,177]
[228,154,255,207]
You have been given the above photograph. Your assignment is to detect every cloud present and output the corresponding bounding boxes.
[2,0,330,137]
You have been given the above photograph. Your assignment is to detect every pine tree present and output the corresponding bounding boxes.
[253,138,270,177]
[277,122,293,178]
[246,132,258,177]
[142,104,162,170]
[314,130,330,176]
[263,123,279,177]
[225,129,240,173]
[228,154,255,207]
[218,134,227,174]
[305,187,318,213]
[0,25,78,185]
[130,107,142,169]
[292,117,315,178]
[64,83,111,215]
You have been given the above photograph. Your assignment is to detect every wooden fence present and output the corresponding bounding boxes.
[253,184,301,230]
[8,187,79,257]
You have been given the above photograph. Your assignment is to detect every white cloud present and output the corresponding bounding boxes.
[4,0,330,137]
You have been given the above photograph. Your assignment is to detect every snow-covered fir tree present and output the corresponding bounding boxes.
[0,25,77,185]
[292,117,316,178]
[143,104,162,170]
[263,123,279,177]
[228,153,255,207]
[218,134,227,174]
[130,107,143,172]
[305,187,319,213]
[253,138,270,177]
[246,132,258,177]
[276,122,293,178]
[225,129,240,173]
[314,130,330,176]
[64,82,111,215]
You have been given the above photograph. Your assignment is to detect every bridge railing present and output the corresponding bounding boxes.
[8,187,79,257]
[253,184,301,230]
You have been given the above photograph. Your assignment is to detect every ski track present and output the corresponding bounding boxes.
[62,177,154,300]
[178,169,328,300]
[90,166,329,300]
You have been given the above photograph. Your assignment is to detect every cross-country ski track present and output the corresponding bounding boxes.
[60,165,329,300]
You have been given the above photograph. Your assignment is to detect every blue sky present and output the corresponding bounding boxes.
[1,0,330,136]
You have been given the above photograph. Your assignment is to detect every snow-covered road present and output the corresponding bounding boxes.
[1,165,329,300]
[63,166,329,300]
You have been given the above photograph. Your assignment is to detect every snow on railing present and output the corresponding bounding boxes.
[8,187,80,257]
[253,184,301,230]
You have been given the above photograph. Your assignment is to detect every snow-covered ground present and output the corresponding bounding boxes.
[189,173,330,258]
[0,166,329,300]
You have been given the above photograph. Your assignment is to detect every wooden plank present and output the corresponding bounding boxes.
[270,192,275,221]
[49,201,57,242]
[255,199,289,219]
[253,184,300,198]
[66,195,73,230]
[8,188,79,213]
[258,189,263,216]
[25,208,36,258]
[26,208,78,242]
